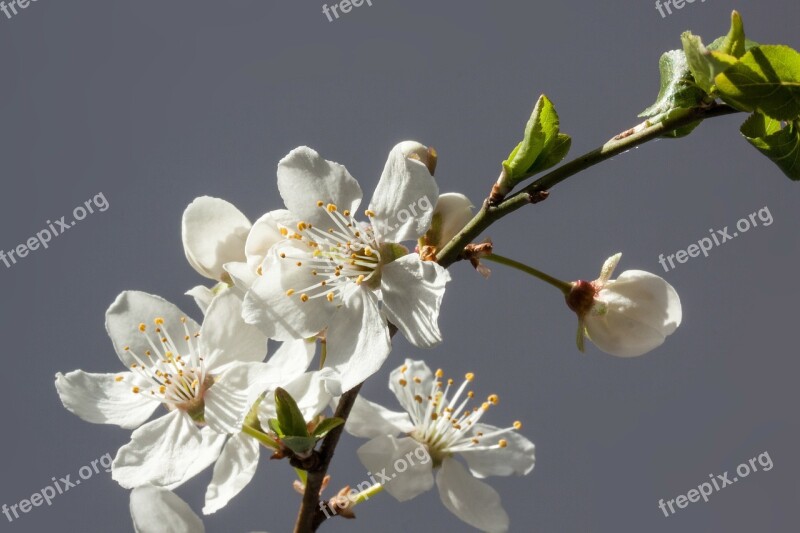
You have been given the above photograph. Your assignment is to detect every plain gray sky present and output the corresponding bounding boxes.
[1,1,799,532]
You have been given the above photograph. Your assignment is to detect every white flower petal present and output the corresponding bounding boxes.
[381,254,450,348]
[243,243,337,341]
[277,146,362,229]
[585,269,682,357]
[424,192,474,248]
[344,396,414,439]
[224,262,259,292]
[357,436,434,502]
[54,371,158,429]
[186,285,217,315]
[368,142,439,242]
[324,287,391,392]
[203,433,260,515]
[266,339,316,383]
[388,359,434,414]
[130,485,205,533]
[106,291,200,369]
[112,410,226,489]
[245,210,293,272]
[204,362,281,434]
[460,423,535,478]
[182,196,251,281]
[201,291,268,368]
[436,458,509,533]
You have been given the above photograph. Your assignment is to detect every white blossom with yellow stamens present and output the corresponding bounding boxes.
[345,359,535,533]
[55,290,311,490]
[243,143,450,392]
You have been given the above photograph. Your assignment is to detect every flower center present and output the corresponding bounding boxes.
[118,317,212,422]
[394,365,522,465]
[278,202,384,303]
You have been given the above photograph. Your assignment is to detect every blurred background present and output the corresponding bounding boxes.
[1,1,798,531]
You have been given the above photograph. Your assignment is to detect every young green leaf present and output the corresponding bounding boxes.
[639,49,707,118]
[311,417,345,439]
[740,112,800,181]
[267,418,284,437]
[715,45,800,121]
[707,10,748,59]
[527,132,572,175]
[681,32,737,94]
[281,436,319,456]
[274,387,310,438]
[502,94,560,180]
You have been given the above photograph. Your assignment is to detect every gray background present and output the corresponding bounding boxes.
[1,1,798,532]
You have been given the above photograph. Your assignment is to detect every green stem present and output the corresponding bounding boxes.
[435,104,740,267]
[351,483,384,506]
[483,253,572,294]
[242,424,281,450]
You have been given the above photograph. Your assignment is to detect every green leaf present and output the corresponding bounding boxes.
[681,32,737,94]
[639,50,707,118]
[267,418,283,437]
[741,112,800,181]
[528,133,572,174]
[311,417,345,439]
[281,436,318,456]
[707,11,749,58]
[243,392,266,432]
[274,387,310,438]
[502,95,564,181]
[715,45,800,121]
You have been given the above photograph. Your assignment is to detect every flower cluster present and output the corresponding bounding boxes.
[55,141,683,533]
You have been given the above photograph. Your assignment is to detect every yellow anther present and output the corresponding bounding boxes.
[401,365,408,373]
[435,369,444,378]
[430,412,439,420]
[364,247,373,256]
[343,209,351,216]
[297,222,308,231]
[114,376,124,382]
[180,317,187,324]
[286,289,295,296]
[465,372,475,382]
[326,292,335,302]
[413,377,422,384]
[154,317,165,325]
[498,439,508,448]
[132,387,141,394]
[159,386,166,394]
[138,323,147,332]
[472,438,480,444]
[447,378,454,386]
[279,252,286,258]
[123,346,130,352]
[365,209,376,217]
[355,274,365,285]
[482,402,490,411]
[414,395,423,403]
[317,200,324,207]
[296,261,303,267]
[300,293,309,302]
[467,391,475,398]
[320,280,327,286]
[257,266,263,276]
[488,394,499,405]
[513,421,523,430]
[327,203,337,212]
[280,227,289,236]
[398,378,408,387]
